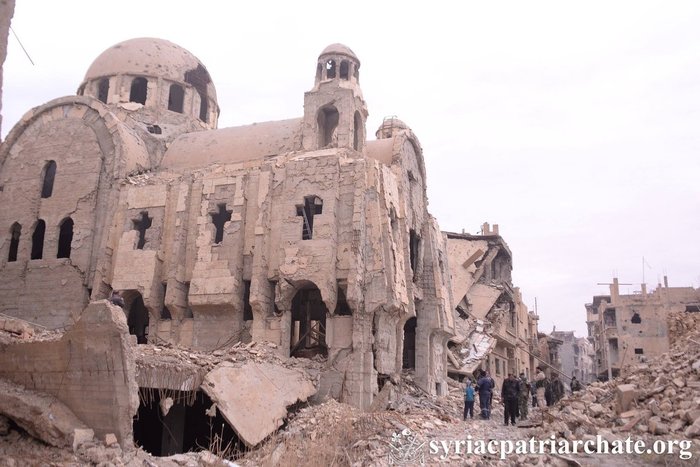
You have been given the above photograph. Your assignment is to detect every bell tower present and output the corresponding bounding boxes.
[302,44,368,152]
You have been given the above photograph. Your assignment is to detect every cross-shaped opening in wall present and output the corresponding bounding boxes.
[296,196,323,240]
[132,211,152,250]
[210,203,232,244]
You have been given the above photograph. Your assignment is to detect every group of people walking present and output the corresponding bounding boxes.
[464,366,584,426]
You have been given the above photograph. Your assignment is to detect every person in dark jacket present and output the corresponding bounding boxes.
[477,371,494,419]
[501,373,520,426]
[109,290,125,308]
[570,375,582,392]
[551,373,565,403]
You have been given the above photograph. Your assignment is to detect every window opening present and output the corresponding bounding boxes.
[161,283,172,320]
[8,223,21,262]
[295,196,323,240]
[128,292,150,344]
[130,77,148,104]
[334,284,352,315]
[325,59,336,79]
[409,229,420,273]
[198,92,208,122]
[402,317,417,369]
[132,211,152,250]
[634,348,644,355]
[210,204,232,244]
[98,78,109,103]
[631,312,641,324]
[353,111,362,151]
[317,106,339,148]
[168,84,184,113]
[339,61,349,80]
[31,220,45,260]
[57,217,74,258]
[41,161,57,198]
[243,280,253,321]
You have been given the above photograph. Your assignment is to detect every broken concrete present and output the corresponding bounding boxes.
[0,301,139,446]
[202,361,316,447]
[0,378,89,448]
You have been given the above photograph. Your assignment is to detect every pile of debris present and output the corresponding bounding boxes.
[540,311,700,443]
[0,314,62,343]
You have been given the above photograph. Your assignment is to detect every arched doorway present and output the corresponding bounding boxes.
[290,286,328,358]
[402,317,417,369]
[125,291,149,344]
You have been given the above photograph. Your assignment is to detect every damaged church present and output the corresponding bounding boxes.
[0,37,459,451]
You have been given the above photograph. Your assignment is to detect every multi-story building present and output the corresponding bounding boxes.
[444,223,542,389]
[586,277,700,380]
[551,330,595,384]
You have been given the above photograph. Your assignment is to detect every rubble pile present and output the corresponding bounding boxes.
[541,311,700,444]
[0,314,62,344]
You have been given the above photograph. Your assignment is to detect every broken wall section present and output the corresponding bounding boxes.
[0,300,139,446]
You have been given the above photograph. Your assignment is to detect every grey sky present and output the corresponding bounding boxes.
[3,1,699,337]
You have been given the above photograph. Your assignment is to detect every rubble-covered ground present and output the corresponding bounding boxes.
[2,311,700,466]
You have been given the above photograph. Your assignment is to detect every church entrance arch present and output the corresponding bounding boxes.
[290,285,328,359]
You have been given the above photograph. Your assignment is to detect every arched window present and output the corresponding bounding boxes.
[57,217,74,258]
[168,84,184,113]
[317,105,339,148]
[8,222,21,262]
[31,219,45,260]
[129,77,148,104]
[353,111,363,151]
[339,61,349,80]
[98,78,110,103]
[198,91,208,122]
[41,161,57,198]
[325,59,336,79]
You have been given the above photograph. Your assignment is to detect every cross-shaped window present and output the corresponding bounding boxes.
[210,203,232,244]
[132,211,152,250]
[296,196,323,240]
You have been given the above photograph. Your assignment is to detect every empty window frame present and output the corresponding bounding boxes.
[339,60,349,80]
[31,219,46,260]
[98,78,110,103]
[57,217,74,258]
[631,312,641,324]
[325,59,336,79]
[132,211,152,250]
[168,84,184,113]
[129,77,148,104]
[8,222,21,262]
[41,161,57,198]
[296,196,323,240]
[210,204,232,244]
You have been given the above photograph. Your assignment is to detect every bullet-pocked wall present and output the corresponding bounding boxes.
[0,38,455,408]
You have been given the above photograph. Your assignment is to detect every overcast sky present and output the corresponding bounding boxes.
[2,1,699,337]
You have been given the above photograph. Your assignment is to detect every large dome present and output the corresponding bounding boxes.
[84,38,212,90]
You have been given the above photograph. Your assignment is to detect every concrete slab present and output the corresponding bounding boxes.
[201,362,316,447]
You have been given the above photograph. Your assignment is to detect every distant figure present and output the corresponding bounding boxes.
[464,380,475,420]
[501,373,521,426]
[535,367,547,408]
[551,374,565,403]
[570,376,582,393]
[109,290,125,308]
[531,379,537,407]
[518,373,530,420]
[477,371,494,419]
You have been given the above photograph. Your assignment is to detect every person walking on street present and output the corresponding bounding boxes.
[501,373,520,426]
[477,371,494,420]
[570,376,582,393]
[518,372,530,420]
[535,367,547,408]
[464,380,475,420]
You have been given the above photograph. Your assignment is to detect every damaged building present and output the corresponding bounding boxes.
[444,223,544,389]
[0,37,456,453]
[586,277,700,380]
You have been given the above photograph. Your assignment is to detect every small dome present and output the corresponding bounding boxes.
[319,43,359,64]
[85,38,211,87]
[376,117,409,139]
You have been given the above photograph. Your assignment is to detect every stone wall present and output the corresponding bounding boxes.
[0,301,139,446]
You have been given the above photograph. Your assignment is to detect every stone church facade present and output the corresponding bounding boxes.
[0,38,455,408]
